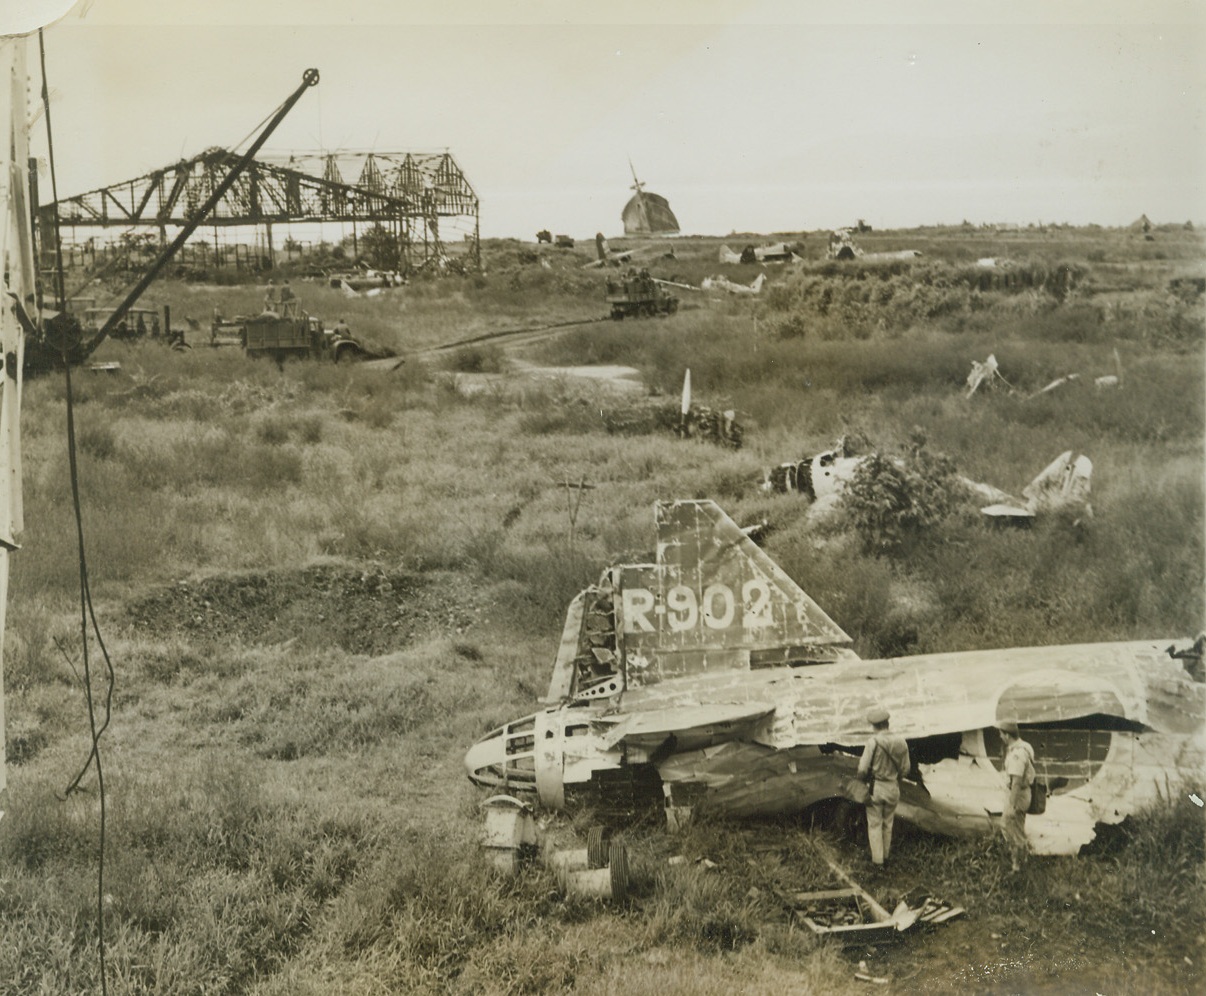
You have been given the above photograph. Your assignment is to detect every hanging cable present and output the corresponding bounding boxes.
[39,29,113,996]
[228,94,291,157]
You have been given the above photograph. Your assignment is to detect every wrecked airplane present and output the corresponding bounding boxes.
[764,443,1093,526]
[977,451,1092,524]
[718,243,802,265]
[584,233,642,269]
[465,500,1204,855]
[701,272,767,295]
[828,229,921,263]
[762,440,867,506]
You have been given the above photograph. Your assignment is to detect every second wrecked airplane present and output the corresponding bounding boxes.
[466,500,1204,856]
[763,443,1094,525]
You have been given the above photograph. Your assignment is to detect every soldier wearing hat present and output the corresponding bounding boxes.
[856,705,911,866]
[998,721,1035,872]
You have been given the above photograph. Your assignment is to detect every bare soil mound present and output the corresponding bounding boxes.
[124,564,489,655]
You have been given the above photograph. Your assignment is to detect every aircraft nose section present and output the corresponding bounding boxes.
[465,729,507,786]
[464,713,539,791]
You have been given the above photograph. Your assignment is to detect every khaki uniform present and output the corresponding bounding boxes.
[857,731,910,865]
[1002,738,1035,868]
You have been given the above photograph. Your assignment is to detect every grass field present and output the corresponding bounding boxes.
[1,225,1203,994]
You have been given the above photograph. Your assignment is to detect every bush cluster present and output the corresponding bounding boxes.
[841,448,967,553]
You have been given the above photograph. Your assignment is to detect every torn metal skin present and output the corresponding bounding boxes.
[465,501,1205,855]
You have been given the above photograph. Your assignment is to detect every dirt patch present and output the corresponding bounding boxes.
[511,360,644,391]
[448,361,645,399]
[124,564,490,655]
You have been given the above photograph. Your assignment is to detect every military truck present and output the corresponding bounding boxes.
[217,309,382,364]
[242,310,325,360]
[605,269,679,320]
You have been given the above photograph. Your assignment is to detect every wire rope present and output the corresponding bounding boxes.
[40,29,114,996]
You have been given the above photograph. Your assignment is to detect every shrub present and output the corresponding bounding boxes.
[255,416,292,446]
[842,448,966,554]
[446,345,506,374]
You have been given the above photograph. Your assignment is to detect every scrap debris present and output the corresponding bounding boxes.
[965,354,1013,397]
[701,272,767,295]
[968,348,1123,400]
[597,370,744,448]
[828,228,923,262]
[788,853,965,943]
[718,242,803,264]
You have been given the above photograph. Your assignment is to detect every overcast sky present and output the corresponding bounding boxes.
[8,0,1206,239]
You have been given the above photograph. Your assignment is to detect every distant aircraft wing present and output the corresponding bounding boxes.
[981,502,1035,520]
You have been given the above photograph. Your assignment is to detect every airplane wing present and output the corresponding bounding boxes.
[593,702,775,751]
[980,502,1034,520]
[617,637,1203,750]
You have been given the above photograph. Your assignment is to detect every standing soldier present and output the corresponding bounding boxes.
[263,279,278,313]
[998,722,1035,873]
[857,706,911,866]
[278,280,297,317]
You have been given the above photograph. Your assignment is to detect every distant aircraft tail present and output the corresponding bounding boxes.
[595,232,610,261]
[1022,451,1092,515]
[980,451,1093,520]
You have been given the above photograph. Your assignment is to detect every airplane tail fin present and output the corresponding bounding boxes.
[595,232,609,261]
[1022,452,1092,514]
[612,501,852,684]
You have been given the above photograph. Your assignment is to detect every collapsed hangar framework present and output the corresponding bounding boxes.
[42,149,480,273]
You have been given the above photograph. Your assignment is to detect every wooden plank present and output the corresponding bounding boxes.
[792,888,859,902]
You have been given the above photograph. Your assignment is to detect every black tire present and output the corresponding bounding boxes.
[608,842,630,900]
[586,826,609,869]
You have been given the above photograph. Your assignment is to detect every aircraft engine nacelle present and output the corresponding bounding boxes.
[465,706,627,811]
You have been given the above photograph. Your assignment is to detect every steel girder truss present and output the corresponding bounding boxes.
[45,149,480,271]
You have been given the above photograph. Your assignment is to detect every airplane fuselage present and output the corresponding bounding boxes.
[464,502,1204,856]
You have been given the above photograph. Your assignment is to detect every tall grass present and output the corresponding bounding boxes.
[0,759,377,995]
[2,233,1201,993]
